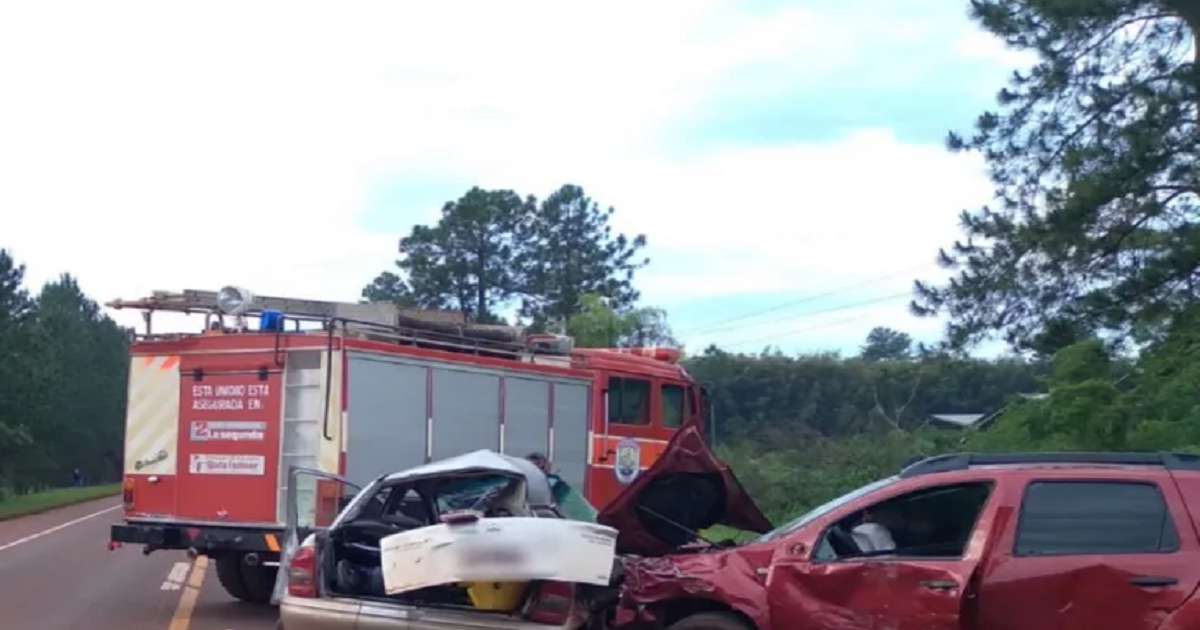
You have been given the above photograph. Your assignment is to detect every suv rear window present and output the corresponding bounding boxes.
[1015,481,1180,556]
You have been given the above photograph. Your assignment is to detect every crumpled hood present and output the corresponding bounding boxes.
[597,421,772,556]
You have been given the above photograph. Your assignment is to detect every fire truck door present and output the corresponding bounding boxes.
[176,363,284,522]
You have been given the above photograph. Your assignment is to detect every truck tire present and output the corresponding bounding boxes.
[240,562,279,604]
[214,555,277,604]
[215,555,255,602]
[667,612,753,630]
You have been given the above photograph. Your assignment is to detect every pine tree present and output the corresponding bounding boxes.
[397,187,528,322]
[914,1,1200,349]
[517,184,648,326]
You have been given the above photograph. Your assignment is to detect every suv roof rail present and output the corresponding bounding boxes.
[898,451,1200,478]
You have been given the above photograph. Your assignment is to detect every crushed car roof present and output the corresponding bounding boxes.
[378,449,554,506]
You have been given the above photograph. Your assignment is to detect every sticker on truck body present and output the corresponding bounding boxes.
[188,453,266,475]
[190,420,266,442]
[190,383,272,411]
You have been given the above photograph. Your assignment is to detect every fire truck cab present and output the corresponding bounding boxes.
[107,288,706,604]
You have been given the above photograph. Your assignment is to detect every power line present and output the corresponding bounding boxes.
[721,313,876,349]
[696,290,911,337]
[705,291,914,349]
[677,262,935,336]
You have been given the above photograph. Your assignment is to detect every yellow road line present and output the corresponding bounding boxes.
[168,556,209,630]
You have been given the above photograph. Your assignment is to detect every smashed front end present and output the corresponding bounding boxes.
[605,546,774,629]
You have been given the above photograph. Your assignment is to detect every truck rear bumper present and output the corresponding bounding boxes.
[111,522,284,556]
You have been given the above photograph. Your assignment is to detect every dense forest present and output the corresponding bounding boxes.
[0,251,128,498]
[6,0,1200,528]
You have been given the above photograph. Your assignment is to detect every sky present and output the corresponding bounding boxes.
[0,0,1034,356]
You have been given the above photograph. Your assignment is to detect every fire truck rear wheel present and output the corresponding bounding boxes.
[215,555,254,601]
[241,561,278,603]
[215,554,276,604]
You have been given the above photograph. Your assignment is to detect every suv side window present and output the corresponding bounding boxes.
[813,481,993,561]
[1015,481,1180,556]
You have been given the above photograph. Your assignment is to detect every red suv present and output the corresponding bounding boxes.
[611,451,1200,630]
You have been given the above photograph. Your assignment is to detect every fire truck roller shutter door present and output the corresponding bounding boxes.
[431,368,501,460]
[344,353,429,487]
[551,382,589,493]
[502,377,551,461]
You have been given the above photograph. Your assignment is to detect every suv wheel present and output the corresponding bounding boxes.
[667,612,752,630]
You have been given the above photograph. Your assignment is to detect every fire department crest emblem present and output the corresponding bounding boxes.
[614,437,640,484]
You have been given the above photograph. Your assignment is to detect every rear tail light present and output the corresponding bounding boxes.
[441,510,481,525]
[287,541,318,598]
[122,477,135,510]
[527,581,575,624]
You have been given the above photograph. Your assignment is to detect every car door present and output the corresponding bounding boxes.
[973,471,1200,630]
[271,466,362,605]
[766,478,998,630]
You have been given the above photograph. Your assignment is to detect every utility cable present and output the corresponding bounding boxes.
[677,262,935,335]
[702,292,913,349]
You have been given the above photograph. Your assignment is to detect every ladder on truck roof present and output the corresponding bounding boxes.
[106,288,575,359]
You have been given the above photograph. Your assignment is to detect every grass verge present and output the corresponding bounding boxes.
[0,483,122,521]
[702,525,759,543]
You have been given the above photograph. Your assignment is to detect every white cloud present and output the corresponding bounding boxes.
[954,29,1037,72]
[0,0,1001,345]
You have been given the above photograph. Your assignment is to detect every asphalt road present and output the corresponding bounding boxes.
[0,496,279,630]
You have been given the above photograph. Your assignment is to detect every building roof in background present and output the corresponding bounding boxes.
[928,392,1049,430]
[930,413,986,428]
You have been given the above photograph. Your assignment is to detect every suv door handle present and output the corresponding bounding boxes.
[920,579,959,591]
[1130,575,1178,587]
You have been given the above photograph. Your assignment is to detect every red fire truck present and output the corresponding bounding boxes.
[107,288,706,604]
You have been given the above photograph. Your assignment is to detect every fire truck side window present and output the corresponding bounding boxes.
[608,377,651,425]
[661,383,686,428]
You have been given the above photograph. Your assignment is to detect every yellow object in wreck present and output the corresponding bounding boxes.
[464,581,529,611]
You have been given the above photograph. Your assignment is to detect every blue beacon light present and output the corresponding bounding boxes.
[260,309,285,332]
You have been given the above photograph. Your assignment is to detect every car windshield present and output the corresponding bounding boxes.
[751,475,900,543]
[435,474,515,512]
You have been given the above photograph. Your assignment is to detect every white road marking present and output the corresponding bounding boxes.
[161,561,191,590]
[0,504,120,554]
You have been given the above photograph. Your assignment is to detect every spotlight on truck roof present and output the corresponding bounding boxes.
[216,286,255,315]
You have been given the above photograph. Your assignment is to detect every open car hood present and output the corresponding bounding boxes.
[597,421,772,556]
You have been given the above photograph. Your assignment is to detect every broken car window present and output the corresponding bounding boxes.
[383,489,431,524]
[754,476,900,543]
[1015,481,1180,556]
[548,473,599,522]
[435,475,516,514]
[356,486,393,519]
[815,481,993,561]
